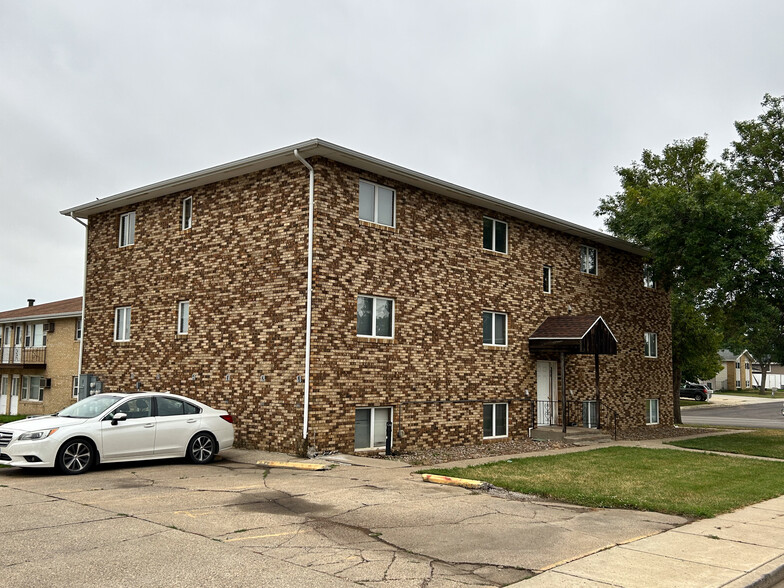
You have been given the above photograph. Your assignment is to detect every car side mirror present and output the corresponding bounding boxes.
[111,412,128,426]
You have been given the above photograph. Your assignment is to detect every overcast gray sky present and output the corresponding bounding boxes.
[1,0,782,311]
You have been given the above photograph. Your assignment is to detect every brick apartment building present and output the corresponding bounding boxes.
[0,297,82,416]
[61,139,671,453]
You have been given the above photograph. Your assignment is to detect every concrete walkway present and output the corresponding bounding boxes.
[228,432,784,587]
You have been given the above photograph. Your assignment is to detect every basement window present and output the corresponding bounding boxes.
[483,403,508,438]
[354,407,392,450]
[645,399,659,425]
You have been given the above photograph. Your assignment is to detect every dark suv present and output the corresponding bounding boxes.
[679,382,711,402]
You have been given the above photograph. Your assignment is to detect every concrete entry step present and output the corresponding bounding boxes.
[531,426,614,445]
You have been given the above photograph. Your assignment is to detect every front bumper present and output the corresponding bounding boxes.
[0,438,58,468]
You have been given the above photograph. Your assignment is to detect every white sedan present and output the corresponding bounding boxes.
[0,392,234,475]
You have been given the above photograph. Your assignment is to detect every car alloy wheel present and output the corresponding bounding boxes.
[188,433,215,464]
[58,440,93,475]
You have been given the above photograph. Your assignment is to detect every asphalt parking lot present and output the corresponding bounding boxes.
[0,448,687,587]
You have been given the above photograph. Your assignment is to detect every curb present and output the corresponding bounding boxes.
[421,473,486,489]
[256,460,330,471]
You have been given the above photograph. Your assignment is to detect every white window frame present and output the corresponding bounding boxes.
[358,180,396,228]
[119,211,136,247]
[643,264,655,289]
[25,323,45,347]
[114,306,131,342]
[645,399,659,425]
[177,300,190,335]
[580,245,598,276]
[356,295,395,339]
[22,375,43,402]
[354,406,394,451]
[644,332,658,358]
[736,379,741,388]
[736,362,741,369]
[482,216,508,254]
[75,318,82,341]
[483,402,509,439]
[483,311,508,347]
[72,376,79,399]
[543,265,552,294]
[182,196,193,230]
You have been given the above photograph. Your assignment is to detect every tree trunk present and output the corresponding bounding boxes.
[760,364,768,393]
[672,363,682,424]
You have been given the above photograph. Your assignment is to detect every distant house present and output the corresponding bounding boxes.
[0,298,82,415]
[704,349,755,391]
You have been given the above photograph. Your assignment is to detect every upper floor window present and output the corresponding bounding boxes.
[735,361,741,369]
[182,196,193,230]
[580,246,597,275]
[25,323,46,347]
[177,300,190,335]
[482,217,508,254]
[357,295,394,338]
[644,332,658,358]
[114,306,131,342]
[643,264,655,289]
[119,212,136,247]
[543,265,552,293]
[359,180,395,227]
[483,311,507,347]
[72,376,79,399]
[75,318,82,341]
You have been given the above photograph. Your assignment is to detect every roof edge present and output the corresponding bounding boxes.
[61,138,649,257]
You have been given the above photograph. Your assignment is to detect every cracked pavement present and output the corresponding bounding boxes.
[0,450,686,587]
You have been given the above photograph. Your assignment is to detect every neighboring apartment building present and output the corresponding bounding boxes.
[61,139,671,453]
[704,349,755,391]
[0,297,82,416]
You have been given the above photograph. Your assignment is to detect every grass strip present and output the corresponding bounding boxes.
[422,446,784,518]
[668,429,784,460]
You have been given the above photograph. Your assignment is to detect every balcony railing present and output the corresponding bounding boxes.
[0,346,46,367]
[535,399,599,429]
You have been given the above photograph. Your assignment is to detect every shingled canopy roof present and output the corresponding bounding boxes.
[529,315,617,355]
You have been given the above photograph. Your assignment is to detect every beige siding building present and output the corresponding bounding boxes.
[62,139,672,453]
[0,298,82,416]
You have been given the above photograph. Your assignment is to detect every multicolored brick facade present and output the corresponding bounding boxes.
[68,141,672,453]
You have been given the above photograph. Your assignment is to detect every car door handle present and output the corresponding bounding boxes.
[144,423,155,428]
[187,419,197,423]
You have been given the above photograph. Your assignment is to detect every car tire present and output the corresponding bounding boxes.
[187,433,216,464]
[56,438,94,475]
[695,393,706,401]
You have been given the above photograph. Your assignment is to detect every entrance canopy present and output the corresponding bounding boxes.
[529,315,617,355]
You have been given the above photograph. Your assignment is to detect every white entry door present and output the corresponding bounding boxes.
[10,375,19,415]
[2,326,10,363]
[536,361,558,426]
[0,375,7,415]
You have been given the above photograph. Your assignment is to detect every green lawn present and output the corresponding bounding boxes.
[423,446,784,518]
[668,429,784,459]
[0,415,26,424]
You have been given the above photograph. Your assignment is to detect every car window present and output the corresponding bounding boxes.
[108,398,152,420]
[60,394,123,418]
[184,402,200,415]
[157,396,185,416]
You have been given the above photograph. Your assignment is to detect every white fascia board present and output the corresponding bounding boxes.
[60,138,648,257]
[0,311,82,325]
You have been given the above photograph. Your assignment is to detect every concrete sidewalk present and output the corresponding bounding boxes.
[513,494,784,587]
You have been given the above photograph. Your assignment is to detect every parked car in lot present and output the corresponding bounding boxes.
[679,382,712,402]
[0,392,234,475]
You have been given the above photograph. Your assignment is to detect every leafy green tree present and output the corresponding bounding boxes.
[597,136,774,423]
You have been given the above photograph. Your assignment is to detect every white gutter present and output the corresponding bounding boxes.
[71,213,88,387]
[294,149,315,441]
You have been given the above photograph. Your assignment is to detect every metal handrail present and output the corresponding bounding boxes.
[0,346,46,366]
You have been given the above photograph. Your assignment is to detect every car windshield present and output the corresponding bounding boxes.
[58,394,124,418]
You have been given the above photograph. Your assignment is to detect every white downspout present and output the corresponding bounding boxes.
[70,213,88,390]
[294,149,314,441]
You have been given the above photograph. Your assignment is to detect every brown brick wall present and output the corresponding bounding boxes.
[82,163,312,451]
[81,156,671,453]
[307,159,672,450]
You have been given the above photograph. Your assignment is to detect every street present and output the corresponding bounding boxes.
[682,395,784,429]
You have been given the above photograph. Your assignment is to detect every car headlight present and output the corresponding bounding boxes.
[18,428,59,441]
